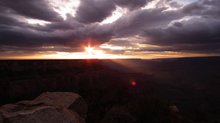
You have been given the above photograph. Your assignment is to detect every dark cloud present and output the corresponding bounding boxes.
[0,18,113,48]
[0,28,58,47]
[76,0,152,24]
[141,43,220,53]
[0,45,81,56]
[114,0,150,10]
[76,0,115,23]
[106,40,135,47]
[142,17,220,52]
[0,0,62,21]
[182,0,220,18]
[112,8,182,37]
[0,14,22,26]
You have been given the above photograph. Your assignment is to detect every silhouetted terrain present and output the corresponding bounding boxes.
[0,57,220,123]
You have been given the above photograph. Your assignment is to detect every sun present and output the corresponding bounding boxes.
[84,46,94,55]
[84,46,105,57]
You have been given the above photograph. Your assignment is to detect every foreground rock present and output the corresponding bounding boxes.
[101,106,136,123]
[0,92,87,123]
[101,98,193,123]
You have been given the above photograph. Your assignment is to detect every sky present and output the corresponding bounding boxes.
[0,0,220,59]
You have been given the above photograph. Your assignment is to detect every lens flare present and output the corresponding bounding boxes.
[131,81,137,86]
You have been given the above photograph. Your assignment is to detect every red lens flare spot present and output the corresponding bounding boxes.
[131,81,137,86]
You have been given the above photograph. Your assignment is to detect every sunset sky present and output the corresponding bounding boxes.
[0,0,220,59]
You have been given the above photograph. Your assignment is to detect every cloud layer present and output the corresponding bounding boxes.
[0,0,220,57]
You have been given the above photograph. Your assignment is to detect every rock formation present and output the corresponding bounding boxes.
[101,106,136,123]
[0,92,87,123]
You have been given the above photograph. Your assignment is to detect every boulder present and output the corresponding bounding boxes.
[101,106,136,123]
[0,92,87,123]
[169,105,179,113]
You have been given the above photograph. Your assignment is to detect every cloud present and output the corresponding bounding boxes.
[139,0,220,53]
[1,0,62,21]
[75,0,116,23]
[182,0,220,18]
[112,8,182,37]
[0,0,220,57]
[142,16,220,52]
[114,0,150,10]
[75,0,153,24]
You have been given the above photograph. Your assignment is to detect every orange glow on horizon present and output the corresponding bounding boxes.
[1,43,219,59]
[40,44,127,59]
[41,51,126,59]
[1,52,219,60]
